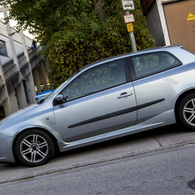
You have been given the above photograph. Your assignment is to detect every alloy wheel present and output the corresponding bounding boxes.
[183,98,195,126]
[20,134,49,163]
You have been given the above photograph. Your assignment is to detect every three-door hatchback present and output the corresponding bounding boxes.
[1,45,195,166]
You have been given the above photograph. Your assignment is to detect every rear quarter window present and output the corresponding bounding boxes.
[129,51,182,80]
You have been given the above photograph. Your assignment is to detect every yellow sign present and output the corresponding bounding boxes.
[187,11,195,21]
[127,23,134,32]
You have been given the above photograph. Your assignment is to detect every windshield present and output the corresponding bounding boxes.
[36,69,81,104]
[37,78,70,104]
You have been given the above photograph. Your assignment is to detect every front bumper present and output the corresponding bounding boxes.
[0,136,15,163]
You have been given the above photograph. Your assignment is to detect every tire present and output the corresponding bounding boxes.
[178,93,195,130]
[14,129,55,167]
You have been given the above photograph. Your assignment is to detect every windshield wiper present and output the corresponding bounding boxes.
[37,98,46,104]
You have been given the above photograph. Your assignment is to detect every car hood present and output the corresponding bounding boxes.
[0,103,45,131]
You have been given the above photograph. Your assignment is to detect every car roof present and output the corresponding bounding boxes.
[79,45,183,71]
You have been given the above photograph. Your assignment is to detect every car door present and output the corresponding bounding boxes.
[127,51,182,124]
[53,59,137,142]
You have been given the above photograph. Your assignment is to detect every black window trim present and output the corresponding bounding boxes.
[54,58,132,105]
[127,51,183,81]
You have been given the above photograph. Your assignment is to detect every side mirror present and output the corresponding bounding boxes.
[54,94,64,102]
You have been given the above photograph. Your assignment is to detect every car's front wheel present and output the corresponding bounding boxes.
[178,93,195,130]
[14,129,55,166]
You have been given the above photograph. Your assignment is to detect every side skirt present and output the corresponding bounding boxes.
[58,110,175,152]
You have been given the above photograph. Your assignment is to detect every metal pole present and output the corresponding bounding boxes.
[124,10,137,52]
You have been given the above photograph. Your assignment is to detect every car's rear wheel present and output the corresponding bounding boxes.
[14,129,55,166]
[178,93,195,130]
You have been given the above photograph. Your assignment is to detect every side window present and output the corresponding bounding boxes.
[61,59,127,101]
[130,52,182,79]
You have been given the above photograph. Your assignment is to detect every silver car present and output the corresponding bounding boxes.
[1,46,195,166]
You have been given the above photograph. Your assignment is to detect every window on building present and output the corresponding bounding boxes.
[0,40,8,57]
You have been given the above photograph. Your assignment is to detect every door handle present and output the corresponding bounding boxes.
[117,92,133,99]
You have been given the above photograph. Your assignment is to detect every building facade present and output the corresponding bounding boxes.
[140,0,195,54]
[0,20,49,120]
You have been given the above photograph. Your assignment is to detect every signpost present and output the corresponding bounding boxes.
[123,14,135,24]
[122,0,135,11]
[126,23,134,32]
[121,0,137,52]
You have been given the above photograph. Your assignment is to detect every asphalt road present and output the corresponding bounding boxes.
[1,143,195,195]
[1,124,195,194]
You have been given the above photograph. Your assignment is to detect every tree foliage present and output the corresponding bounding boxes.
[1,0,154,87]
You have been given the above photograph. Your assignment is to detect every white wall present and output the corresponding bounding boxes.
[0,22,33,65]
